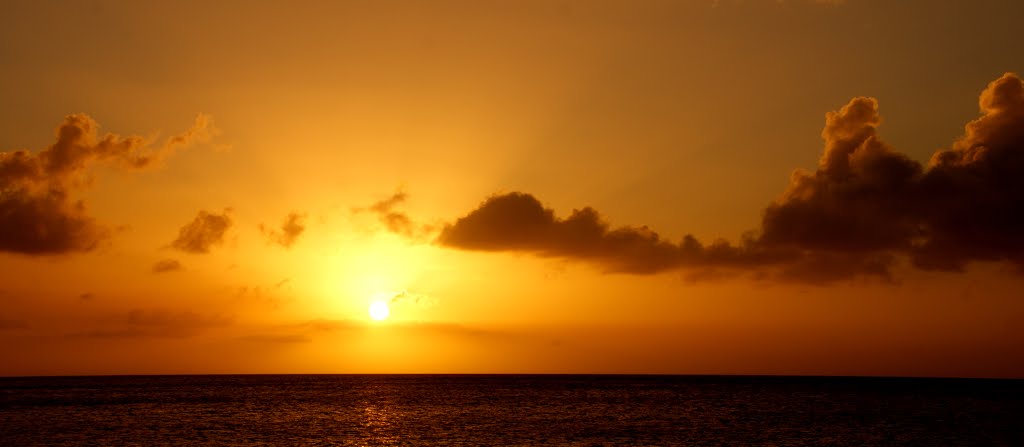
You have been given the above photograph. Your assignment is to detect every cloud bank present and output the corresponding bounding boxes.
[0,114,218,255]
[438,73,1024,283]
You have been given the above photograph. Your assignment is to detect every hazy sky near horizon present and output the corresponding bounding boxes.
[2,0,1024,377]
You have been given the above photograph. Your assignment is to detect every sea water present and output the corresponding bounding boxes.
[1,375,1021,446]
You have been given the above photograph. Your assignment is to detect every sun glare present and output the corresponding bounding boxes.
[369,301,390,321]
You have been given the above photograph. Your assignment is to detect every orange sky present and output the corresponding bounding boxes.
[1,0,1023,378]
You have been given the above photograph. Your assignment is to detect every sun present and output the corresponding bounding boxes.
[368,301,390,321]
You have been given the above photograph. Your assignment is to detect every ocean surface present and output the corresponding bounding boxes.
[1,375,1022,446]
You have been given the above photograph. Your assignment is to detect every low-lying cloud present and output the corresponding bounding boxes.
[438,73,1024,283]
[0,113,219,255]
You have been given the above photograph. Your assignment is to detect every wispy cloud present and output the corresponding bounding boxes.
[356,189,435,239]
[259,212,306,248]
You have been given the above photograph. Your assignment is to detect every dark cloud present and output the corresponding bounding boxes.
[359,190,434,238]
[152,258,183,273]
[78,292,95,301]
[438,73,1024,283]
[170,209,232,254]
[763,73,1024,274]
[72,309,232,339]
[914,73,1024,271]
[439,193,687,274]
[259,212,305,248]
[759,97,922,253]
[437,192,796,276]
[0,114,218,255]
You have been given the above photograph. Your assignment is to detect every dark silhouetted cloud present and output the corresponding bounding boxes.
[437,192,797,276]
[152,258,183,273]
[170,209,232,254]
[439,192,689,274]
[0,113,219,255]
[438,73,1024,283]
[259,212,306,248]
[914,73,1024,271]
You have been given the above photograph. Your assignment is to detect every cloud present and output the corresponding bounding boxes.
[438,73,1024,283]
[439,193,691,274]
[152,258,183,273]
[0,113,219,255]
[259,212,306,248]
[72,309,232,339]
[170,209,232,254]
[78,292,95,301]
[764,73,1024,274]
[914,73,1024,271]
[437,192,798,276]
[358,189,434,239]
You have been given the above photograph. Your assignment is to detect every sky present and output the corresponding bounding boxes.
[1,0,1023,378]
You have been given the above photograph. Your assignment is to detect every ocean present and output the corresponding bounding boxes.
[1,375,1022,446]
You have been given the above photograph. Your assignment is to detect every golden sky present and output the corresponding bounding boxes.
[2,0,1023,377]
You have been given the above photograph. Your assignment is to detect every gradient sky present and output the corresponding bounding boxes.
[2,0,1023,377]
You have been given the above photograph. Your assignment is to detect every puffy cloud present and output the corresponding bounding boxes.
[914,73,1024,271]
[259,212,306,248]
[0,113,219,255]
[759,96,922,253]
[438,193,687,274]
[764,73,1024,274]
[438,73,1024,283]
[152,258,183,273]
[170,209,233,254]
[437,192,803,277]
